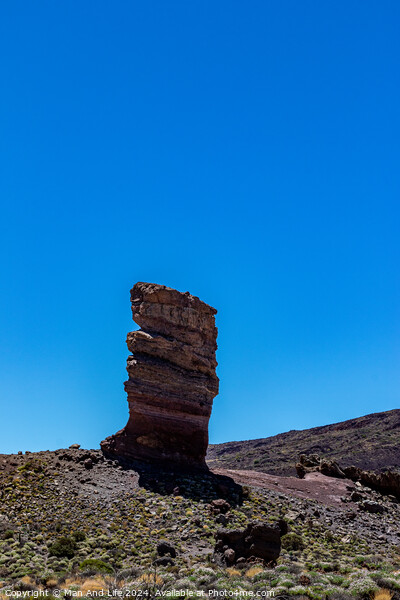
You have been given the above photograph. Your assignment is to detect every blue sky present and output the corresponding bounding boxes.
[0,1,399,453]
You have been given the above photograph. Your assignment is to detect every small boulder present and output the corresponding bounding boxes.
[285,510,304,522]
[157,541,176,558]
[210,499,231,514]
[277,519,288,536]
[215,514,228,526]
[69,444,81,450]
[224,548,235,564]
[361,501,385,514]
[214,521,281,565]
[350,491,363,502]
[319,459,346,478]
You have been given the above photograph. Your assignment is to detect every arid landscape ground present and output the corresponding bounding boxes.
[1,409,400,599]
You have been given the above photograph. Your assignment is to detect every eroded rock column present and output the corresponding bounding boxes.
[101,282,219,469]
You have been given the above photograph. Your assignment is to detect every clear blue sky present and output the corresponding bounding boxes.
[1,1,399,453]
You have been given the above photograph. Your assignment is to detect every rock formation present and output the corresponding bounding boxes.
[101,282,219,469]
[296,454,400,501]
[296,454,346,479]
[214,521,282,565]
[343,466,400,501]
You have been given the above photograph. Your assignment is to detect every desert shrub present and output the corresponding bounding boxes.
[3,530,14,539]
[281,532,305,551]
[79,559,114,574]
[245,566,264,578]
[72,531,86,542]
[373,591,394,600]
[348,576,379,597]
[48,536,77,558]
[226,567,241,578]
[372,578,400,593]
[139,572,164,585]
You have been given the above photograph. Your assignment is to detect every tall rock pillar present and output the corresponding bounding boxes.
[101,282,219,469]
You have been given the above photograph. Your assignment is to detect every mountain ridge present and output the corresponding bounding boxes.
[206,408,400,476]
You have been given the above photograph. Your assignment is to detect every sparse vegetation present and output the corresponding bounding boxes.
[0,445,399,597]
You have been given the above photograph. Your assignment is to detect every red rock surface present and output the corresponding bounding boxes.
[101,282,219,468]
[213,468,354,507]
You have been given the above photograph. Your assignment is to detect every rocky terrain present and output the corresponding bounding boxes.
[101,282,219,469]
[1,445,400,598]
[207,409,400,476]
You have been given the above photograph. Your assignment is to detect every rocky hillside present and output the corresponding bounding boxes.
[1,447,400,598]
[207,409,400,475]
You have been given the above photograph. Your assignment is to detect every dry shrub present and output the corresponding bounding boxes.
[64,577,82,587]
[226,568,241,578]
[20,576,36,586]
[373,590,394,600]
[138,573,163,585]
[298,574,311,586]
[80,577,107,593]
[245,566,264,578]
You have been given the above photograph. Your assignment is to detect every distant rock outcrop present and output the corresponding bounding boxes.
[343,466,400,501]
[101,282,219,469]
[296,454,346,479]
[296,454,400,501]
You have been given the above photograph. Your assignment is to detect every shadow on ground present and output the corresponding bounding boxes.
[112,456,243,505]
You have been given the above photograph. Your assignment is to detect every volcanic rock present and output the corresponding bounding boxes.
[214,521,281,565]
[343,466,400,501]
[297,455,400,502]
[361,500,386,514]
[157,541,176,558]
[101,282,219,469]
[296,454,345,479]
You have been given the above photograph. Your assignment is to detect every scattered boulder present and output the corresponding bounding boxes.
[350,491,364,502]
[210,499,231,514]
[69,444,81,450]
[101,282,219,469]
[224,548,235,564]
[296,454,345,479]
[214,521,281,565]
[215,514,228,526]
[319,459,346,478]
[157,541,176,558]
[297,455,400,501]
[361,500,386,514]
[285,510,304,522]
[343,467,400,501]
[299,454,320,468]
[277,519,289,536]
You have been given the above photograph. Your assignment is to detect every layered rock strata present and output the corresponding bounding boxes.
[101,282,219,469]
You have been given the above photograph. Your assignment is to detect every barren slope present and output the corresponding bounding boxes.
[207,409,400,476]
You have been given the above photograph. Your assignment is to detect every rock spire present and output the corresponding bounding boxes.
[101,282,219,469]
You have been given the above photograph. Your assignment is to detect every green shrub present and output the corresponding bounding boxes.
[3,530,14,540]
[48,536,77,558]
[281,532,305,551]
[72,531,86,542]
[79,559,114,574]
